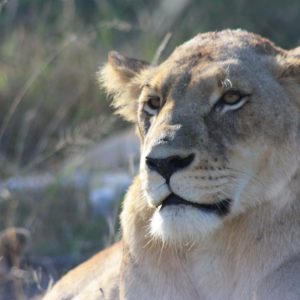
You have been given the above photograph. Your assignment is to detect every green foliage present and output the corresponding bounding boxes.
[0,178,120,257]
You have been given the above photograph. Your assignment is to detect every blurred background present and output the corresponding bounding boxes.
[0,0,299,299]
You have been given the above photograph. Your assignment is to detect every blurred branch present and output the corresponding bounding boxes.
[19,115,115,174]
[0,35,77,145]
[99,19,133,32]
[32,87,85,158]
[151,32,172,65]
[19,142,67,174]
[16,110,36,167]
[0,0,8,13]
[152,0,191,35]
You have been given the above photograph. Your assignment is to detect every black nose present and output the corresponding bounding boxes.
[146,154,195,182]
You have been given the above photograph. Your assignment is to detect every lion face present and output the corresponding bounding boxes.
[100,30,300,246]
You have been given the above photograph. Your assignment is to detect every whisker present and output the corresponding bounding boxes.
[226,167,266,188]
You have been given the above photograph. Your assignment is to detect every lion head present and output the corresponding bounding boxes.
[100,29,300,247]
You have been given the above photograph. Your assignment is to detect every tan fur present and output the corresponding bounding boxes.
[0,227,29,268]
[44,30,300,300]
[0,227,30,300]
[43,242,122,299]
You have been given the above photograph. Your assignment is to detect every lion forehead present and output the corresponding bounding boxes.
[172,29,285,60]
[146,31,285,100]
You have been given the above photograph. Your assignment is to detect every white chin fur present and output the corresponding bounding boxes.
[150,206,222,246]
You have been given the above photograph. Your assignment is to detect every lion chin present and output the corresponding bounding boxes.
[43,30,300,300]
[150,197,223,246]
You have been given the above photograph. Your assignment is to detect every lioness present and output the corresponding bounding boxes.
[43,30,300,300]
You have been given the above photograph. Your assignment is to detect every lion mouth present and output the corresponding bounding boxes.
[160,193,232,216]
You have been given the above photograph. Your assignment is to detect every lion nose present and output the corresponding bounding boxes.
[145,154,195,182]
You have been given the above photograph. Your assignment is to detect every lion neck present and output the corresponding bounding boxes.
[120,174,300,298]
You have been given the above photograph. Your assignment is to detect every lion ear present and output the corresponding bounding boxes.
[98,51,150,122]
[278,47,300,82]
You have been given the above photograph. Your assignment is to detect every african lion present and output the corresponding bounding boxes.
[43,29,300,300]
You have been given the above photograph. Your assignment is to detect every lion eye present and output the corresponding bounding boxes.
[215,90,250,114]
[144,96,161,116]
[221,91,243,105]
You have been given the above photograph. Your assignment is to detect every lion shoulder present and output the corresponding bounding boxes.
[43,241,123,300]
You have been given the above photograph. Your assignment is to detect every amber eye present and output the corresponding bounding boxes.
[221,90,243,105]
[214,90,250,114]
[144,96,161,116]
